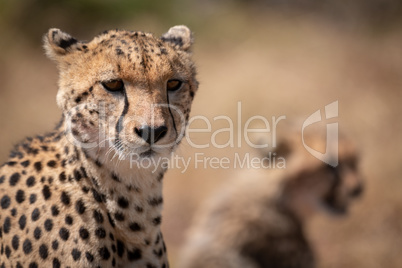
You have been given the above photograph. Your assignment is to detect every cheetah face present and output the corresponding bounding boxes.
[321,158,363,215]
[273,132,364,218]
[44,26,198,163]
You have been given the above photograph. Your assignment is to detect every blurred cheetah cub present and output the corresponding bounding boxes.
[179,131,363,268]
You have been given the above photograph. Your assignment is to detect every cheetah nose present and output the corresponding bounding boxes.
[134,125,168,144]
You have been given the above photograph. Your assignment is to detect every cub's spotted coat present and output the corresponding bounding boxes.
[0,25,198,267]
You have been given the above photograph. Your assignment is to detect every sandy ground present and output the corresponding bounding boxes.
[1,15,401,267]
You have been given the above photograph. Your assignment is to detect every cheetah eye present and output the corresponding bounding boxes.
[167,79,183,92]
[102,80,124,92]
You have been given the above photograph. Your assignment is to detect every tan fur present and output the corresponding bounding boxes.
[178,130,363,268]
[0,26,198,268]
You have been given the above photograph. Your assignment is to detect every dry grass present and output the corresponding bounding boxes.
[1,14,401,268]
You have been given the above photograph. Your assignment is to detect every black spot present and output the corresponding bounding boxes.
[19,215,26,230]
[152,216,162,226]
[10,208,17,216]
[47,160,57,168]
[26,176,36,187]
[107,213,116,228]
[61,191,71,205]
[74,169,82,181]
[147,264,157,268]
[92,188,104,202]
[75,96,82,103]
[86,252,94,262]
[114,212,125,221]
[12,235,19,250]
[59,227,70,241]
[157,172,164,182]
[44,219,53,231]
[115,48,124,56]
[1,195,11,209]
[6,161,17,167]
[99,246,110,260]
[29,194,37,204]
[23,239,32,254]
[79,227,89,240]
[29,263,38,268]
[95,227,106,238]
[5,245,11,258]
[117,240,125,257]
[34,227,42,240]
[32,208,40,221]
[93,210,104,223]
[65,215,73,225]
[53,258,61,268]
[34,162,42,172]
[9,173,21,186]
[111,173,120,182]
[117,197,129,208]
[51,205,60,216]
[52,240,59,250]
[42,185,52,200]
[59,172,66,182]
[109,232,115,241]
[39,244,48,259]
[72,248,81,261]
[0,176,4,184]
[80,166,88,178]
[135,206,144,213]
[127,248,142,261]
[21,160,30,167]
[3,217,11,233]
[148,197,163,206]
[75,199,86,214]
[15,190,25,203]
[129,222,142,232]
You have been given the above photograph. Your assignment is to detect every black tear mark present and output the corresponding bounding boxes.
[115,90,130,144]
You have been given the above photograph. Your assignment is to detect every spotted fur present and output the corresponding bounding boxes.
[0,25,198,268]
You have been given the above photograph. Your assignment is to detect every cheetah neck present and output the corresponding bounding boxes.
[58,123,167,251]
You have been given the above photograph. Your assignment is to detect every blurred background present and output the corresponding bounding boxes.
[0,0,401,267]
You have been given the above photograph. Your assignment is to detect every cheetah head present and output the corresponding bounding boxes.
[263,129,364,219]
[44,26,198,171]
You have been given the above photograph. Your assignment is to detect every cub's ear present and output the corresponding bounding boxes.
[161,25,193,52]
[43,28,82,60]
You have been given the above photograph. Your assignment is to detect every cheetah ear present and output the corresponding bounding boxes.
[43,28,81,60]
[161,25,193,52]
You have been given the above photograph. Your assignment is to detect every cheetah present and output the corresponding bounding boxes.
[178,129,363,268]
[0,25,198,268]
